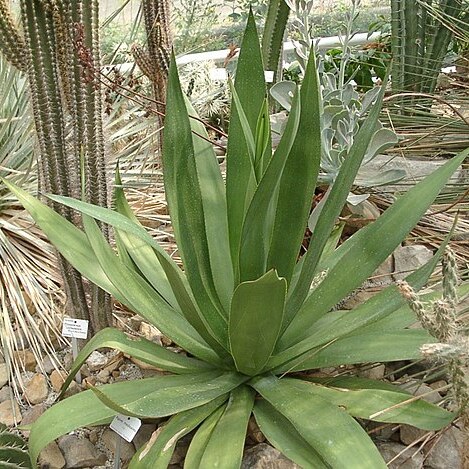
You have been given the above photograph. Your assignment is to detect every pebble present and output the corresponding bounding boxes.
[376,441,424,469]
[58,435,107,468]
[393,245,433,281]
[86,351,108,372]
[133,423,158,450]
[0,363,9,388]
[14,349,37,371]
[24,373,49,404]
[39,441,66,469]
[0,386,12,403]
[399,380,442,404]
[102,428,136,462]
[21,403,46,436]
[37,354,57,375]
[50,370,66,393]
[0,399,22,426]
[358,364,386,380]
[399,424,431,446]
[424,425,464,469]
[241,443,300,468]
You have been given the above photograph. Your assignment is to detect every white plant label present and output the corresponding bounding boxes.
[62,318,89,340]
[210,68,228,81]
[264,70,275,82]
[110,415,142,442]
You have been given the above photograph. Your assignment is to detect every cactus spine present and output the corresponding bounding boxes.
[0,0,112,333]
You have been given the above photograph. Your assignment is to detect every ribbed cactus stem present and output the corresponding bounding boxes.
[261,0,290,82]
[0,0,27,70]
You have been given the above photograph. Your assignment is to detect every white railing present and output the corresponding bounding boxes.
[105,32,381,72]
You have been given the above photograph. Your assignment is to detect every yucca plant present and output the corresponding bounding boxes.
[4,13,468,468]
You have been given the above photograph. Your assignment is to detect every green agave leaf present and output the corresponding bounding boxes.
[164,52,228,346]
[271,242,446,369]
[129,397,227,469]
[1,179,123,303]
[114,169,230,358]
[283,150,467,346]
[199,386,255,468]
[254,400,328,468]
[229,270,286,376]
[49,189,229,358]
[251,375,386,468]
[254,98,272,179]
[183,406,226,468]
[90,371,247,418]
[113,170,180,310]
[238,90,301,282]
[283,75,390,326]
[284,378,454,430]
[185,96,234,312]
[29,378,170,463]
[226,10,266,277]
[286,330,436,372]
[59,328,214,398]
[267,48,322,285]
[81,214,221,365]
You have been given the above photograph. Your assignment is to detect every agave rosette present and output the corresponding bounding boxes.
[4,13,468,469]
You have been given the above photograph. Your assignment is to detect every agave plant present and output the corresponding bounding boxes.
[4,13,468,468]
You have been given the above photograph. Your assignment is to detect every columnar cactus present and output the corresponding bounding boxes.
[133,0,171,114]
[0,0,112,333]
[0,424,31,468]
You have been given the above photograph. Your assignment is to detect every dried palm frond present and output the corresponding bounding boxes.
[0,54,66,398]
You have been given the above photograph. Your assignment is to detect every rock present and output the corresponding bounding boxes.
[0,399,22,425]
[399,424,430,445]
[358,364,386,380]
[102,428,136,462]
[63,352,74,371]
[376,441,424,469]
[96,369,110,383]
[50,370,66,393]
[86,351,108,372]
[399,380,442,404]
[133,423,158,450]
[58,435,106,468]
[393,245,433,281]
[241,443,300,469]
[424,425,464,469]
[21,404,46,436]
[39,441,66,469]
[24,374,49,404]
[37,354,57,375]
[62,380,81,398]
[248,417,265,444]
[14,349,37,371]
[0,363,9,388]
[0,386,12,403]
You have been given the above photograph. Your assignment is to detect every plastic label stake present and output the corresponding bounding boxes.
[110,415,142,469]
[61,318,89,384]
[264,70,275,82]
